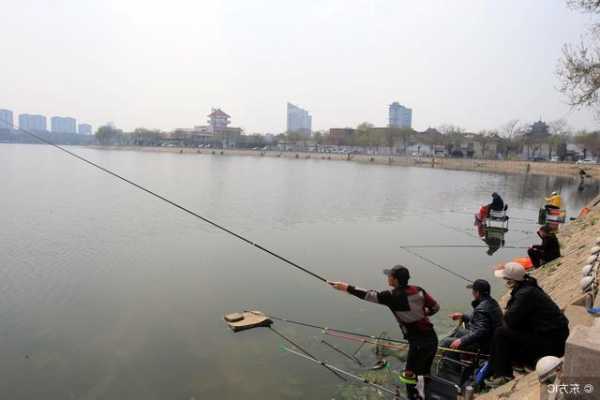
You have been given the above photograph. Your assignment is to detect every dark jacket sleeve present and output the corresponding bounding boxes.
[347,286,393,306]
[460,308,491,348]
[504,288,535,329]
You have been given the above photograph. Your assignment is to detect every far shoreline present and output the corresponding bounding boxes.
[79,144,600,180]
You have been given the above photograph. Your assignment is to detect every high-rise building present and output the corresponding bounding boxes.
[388,102,412,129]
[19,114,47,131]
[287,103,312,136]
[0,109,13,129]
[51,116,77,133]
[78,123,92,135]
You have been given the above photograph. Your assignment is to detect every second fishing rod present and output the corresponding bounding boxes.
[250,311,489,358]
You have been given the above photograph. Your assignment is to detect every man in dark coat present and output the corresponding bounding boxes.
[528,225,560,269]
[441,279,503,355]
[488,192,505,212]
[486,262,569,388]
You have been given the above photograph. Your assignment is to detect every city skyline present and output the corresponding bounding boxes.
[0,1,597,133]
[0,108,93,134]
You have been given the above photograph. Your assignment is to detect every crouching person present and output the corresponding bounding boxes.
[486,262,569,388]
[441,279,503,363]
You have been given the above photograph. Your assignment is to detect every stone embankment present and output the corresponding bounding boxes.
[478,195,600,399]
[88,145,600,179]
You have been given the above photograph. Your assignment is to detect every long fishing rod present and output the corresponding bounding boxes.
[280,346,403,398]
[322,330,485,358]
[268,326,347,381]
[399,246,474,283]
[12,125,328,283]
[253,312,488,357]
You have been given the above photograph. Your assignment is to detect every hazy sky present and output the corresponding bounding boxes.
[1,0,597,133]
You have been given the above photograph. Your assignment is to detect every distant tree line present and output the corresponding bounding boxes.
[93,118,600,161]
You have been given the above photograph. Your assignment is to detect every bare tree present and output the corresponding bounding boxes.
[559,1,600,113]
[499,119,520,138]
[548,119,572,137]
[477,130,499,159]
[437,124,465,135]
[498,120,528,158]
[567,0,600,13]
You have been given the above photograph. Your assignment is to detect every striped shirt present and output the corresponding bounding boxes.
[347,285,439,339]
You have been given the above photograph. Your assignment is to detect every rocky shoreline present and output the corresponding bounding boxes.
[479,195,600,399]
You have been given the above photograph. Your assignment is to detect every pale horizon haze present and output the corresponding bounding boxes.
[1,0,598,134]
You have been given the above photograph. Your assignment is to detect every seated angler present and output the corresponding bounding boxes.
[477,192,504,222]
[328,265,439,400]
[528,225,560,269]
[441,279,503,358]
[544,191,561,211]
[486,263,569,388]
[488,192,505,212]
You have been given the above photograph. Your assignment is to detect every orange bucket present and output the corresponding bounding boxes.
[514,257,533,270]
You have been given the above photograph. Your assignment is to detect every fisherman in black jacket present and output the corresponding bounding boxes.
[488,192,504,212]
[441,279,503,355]
[329,265,440,400]
[528,225,561,269]
[486,262,569,388]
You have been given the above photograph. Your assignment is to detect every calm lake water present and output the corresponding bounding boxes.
[1,144,597,399]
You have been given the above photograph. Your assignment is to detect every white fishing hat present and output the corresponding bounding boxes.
[494,262,526,281]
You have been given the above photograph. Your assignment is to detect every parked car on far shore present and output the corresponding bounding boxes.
[576,158,597,165]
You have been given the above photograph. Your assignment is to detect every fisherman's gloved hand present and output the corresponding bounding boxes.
[327,281,349,292]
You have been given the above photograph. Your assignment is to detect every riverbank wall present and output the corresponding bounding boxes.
[88,145,600,179]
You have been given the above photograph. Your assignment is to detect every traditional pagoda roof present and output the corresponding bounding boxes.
[421,127,442,136]
[208,108,230,118]
[526,120,550,138]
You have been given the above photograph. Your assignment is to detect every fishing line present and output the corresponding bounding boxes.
[12,124,328,283]
[417,213,480,240]
[399,246,474,283]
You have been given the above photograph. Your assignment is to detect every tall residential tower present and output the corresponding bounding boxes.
[78,123,92,135]
[388,102,412,129]
[286,103,312,137]
[51,117,77,133]
[19,114,47,131]
[0,109,13,129]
